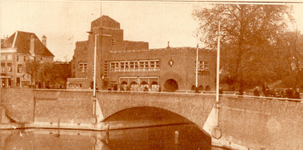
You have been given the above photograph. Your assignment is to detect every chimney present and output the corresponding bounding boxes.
[30,35,35,56]
[42,35,47,47]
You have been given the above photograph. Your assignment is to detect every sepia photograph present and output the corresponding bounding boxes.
[1,0,303,149]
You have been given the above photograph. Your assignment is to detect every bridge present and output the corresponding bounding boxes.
[1,88,303,150]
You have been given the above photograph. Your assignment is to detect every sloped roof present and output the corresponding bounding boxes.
[91,15,120,29]
[1,31,54,57]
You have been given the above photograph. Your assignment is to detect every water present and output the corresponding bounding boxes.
[0,124,227,150]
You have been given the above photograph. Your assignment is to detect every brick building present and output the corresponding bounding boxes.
[68,15,216,92]
[1,31,54,87]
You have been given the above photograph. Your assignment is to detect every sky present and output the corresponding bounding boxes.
[1,1,303,61]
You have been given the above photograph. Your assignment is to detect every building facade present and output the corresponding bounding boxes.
[1,31,54,88]
[69,16,216,92]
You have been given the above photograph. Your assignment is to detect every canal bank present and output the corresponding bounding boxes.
[2,88,303,149]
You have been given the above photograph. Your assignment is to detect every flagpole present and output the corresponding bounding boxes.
[195,43,199,91]
[94,35,97,97]
[216,21,221,103]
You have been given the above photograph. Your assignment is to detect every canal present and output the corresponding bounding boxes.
[0,124,227,150]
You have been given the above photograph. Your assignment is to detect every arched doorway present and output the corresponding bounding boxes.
[130,81,138,91]
[120,81,128,91]
[140,81,149,91]
[198,85,204,91]
[191,85,196,91]
[150,81,159,91]
[164,79,178,92]
[205,85,211,91]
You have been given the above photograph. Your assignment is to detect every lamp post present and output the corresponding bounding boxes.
[216,21,221,103]
[195,44,199,93]
[93,34,98,117]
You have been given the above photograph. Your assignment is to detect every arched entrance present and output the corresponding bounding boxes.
[164,79,178,92]
[198,85,204,91]
[130,81,138,91]
[205,85,211,91]
[120,81,128,91]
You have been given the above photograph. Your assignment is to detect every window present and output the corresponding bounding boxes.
[16,55,19,62]
[196,61,210,73]
[7,54,12,60]
[78,63,87,72]
[204,61,209,71]
[155,60,160,69]
[111,39,116,46]
[144,61,149,69]
[139,61,144,71]
[24,56,26,62]
[1,63,5,73]
[7,63,12,72]
[125,62,129,69]
[150,61,155,69]
[104,61,108,77]
[17,64,22,73]
[84,47,87,54]
[108,60,160,72]
[1,54,5,60]
[130,62,134,70]
[120,62,125,70]
[134,61,139,70]
[110,62,115,71]
[115,62,119,71]
[199,61,204,71]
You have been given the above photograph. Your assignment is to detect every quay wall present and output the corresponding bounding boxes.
[33,90,94,123]
[1,88,34,123]
[219,96,303,150]
[2,88,303,150]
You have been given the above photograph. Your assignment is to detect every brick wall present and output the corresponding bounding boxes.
[1,88,34,123]
[34,90,94,123]
[219,96,303,150]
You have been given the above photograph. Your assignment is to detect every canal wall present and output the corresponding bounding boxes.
[218,96,303,150]
[1,88,34,123]
[2,88,303,149]
[33,90,94,123]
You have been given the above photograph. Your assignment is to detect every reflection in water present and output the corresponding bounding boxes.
[0,124,227,150]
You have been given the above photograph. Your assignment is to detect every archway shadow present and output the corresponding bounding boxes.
[101,106,212,149]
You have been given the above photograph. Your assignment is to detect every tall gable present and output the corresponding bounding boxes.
[1,33,15,48]
[1,31,54,57]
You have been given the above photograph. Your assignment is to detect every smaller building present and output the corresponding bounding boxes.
[1,31,54,88]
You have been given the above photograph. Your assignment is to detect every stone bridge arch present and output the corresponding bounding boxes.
[96,92,215,132]
[103,106,192,124]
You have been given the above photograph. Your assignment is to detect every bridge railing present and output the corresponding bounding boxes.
[33,89,303,103]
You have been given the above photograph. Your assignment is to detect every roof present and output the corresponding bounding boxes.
[1,31,54,57]
[91,15,120,30]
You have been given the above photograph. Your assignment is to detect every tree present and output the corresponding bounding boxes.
[25,58,40,87]
[193,4,294,92]
[277,30,303,88]
[26,60,71,88]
